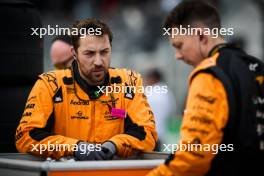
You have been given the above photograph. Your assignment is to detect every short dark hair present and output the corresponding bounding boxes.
[71,18,113,51]
[164,0,221,29]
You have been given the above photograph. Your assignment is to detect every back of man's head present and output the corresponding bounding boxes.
[50,34,73,69]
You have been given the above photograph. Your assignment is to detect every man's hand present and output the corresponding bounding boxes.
[74,141,117,161]
[101,141,117,160]
[74,142,106,161]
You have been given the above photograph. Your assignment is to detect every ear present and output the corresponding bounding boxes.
[71,46,77,60]
[199,32,208,45]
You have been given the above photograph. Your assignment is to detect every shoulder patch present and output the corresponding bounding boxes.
[124,83,135,100]
[53,87,63,103]
[40,72,58,93]
[127,70,138,86]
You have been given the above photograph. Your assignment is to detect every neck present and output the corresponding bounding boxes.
[206,37,226,56]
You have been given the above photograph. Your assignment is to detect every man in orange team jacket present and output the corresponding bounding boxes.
[16,18,157,161]
[148,0,264,175]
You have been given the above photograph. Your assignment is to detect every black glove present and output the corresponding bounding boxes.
[74,142,106,161]
[101,141,117,160]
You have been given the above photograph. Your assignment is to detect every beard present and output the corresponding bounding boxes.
[79,65,107,86]
[88,69,106,84]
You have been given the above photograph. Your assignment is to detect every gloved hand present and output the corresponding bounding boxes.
[74,141,106,161]
[101,141,117,160]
